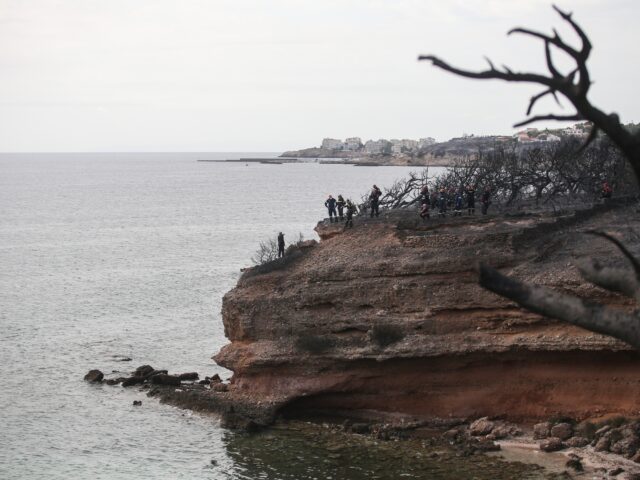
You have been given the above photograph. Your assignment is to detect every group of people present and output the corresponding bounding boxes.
[324,185,382,227]
[324,194,358,227]
[419,185,492,221]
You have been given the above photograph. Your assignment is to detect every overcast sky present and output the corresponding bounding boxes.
[0,0,638,152]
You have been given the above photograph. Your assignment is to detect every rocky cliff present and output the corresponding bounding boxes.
[207,201,640,428]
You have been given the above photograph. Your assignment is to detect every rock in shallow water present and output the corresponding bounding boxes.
[539,437,565,452]
[122,376,146,387]
[550,422,573,441]
[150,374,181,386]
[84,369,104,383]
[469,417,494,436]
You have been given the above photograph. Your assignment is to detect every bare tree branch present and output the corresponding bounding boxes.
[418,5,640,181]
[479,264,640,349]
[586,230,640,281]
[575,258,640,301]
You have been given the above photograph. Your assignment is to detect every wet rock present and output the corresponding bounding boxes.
[533,422,552,440]
[146,369,168,378]
[212,383,228,392]
[150,374,181,386]
[198,379,209,385]
[134,365,155,378]
[209,374,222,384]
[473,438,500,452]
[133,400,142,406]
[178,372,199,381]
[491,424,519,440]
[84,369,104,383]
[565,457,583,472]
[122,376,146,387]
[550,422,573,441]
[539,437,565,452]
[469,417,494,436]
[565,436,589,448]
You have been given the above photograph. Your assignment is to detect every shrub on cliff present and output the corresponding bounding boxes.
[243,234,316,279]
[369,323,404,348]
[295,334,335,354]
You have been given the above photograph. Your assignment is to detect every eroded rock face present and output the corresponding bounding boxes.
[213,204,640,426]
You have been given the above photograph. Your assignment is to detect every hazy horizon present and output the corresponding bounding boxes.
[1,0,638,152]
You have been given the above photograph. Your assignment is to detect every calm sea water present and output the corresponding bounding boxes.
[0,153,544,479]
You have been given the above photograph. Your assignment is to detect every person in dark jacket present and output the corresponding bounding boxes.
[438,187,447,218]
[453,190,463,216]
[325,195,337,222]
[277,232,285,258]
[336,195,346,221]
[466,185,476,215]
[345,199,356,228]
[369,185,382,218]
[481,187,491,215]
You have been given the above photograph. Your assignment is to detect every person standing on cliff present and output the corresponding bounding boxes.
[277,232,285,258]
[325,195,338,223]
[345,199,356,228]
[369,185,382,218]
[466,185,476,215]
[336,195,346,221]
[438,187,447,218]
[481,187,492,215]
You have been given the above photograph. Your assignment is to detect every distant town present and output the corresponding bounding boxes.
[315,123,591,155]
[278,122,596,166]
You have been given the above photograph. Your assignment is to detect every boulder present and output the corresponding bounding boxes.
[146,369,168,378]
[533,422,552,440]
[539,437,565,452]
[469,417,494,436]
[84,369,104,383]
[550,422,573,441]
[610,435,640,457]
[134,365,155,377]
[178,372,199,381]
[133,400,142,406]
[209,374,222,384]
[565,436,589,448]
[122,376,146,387]
[150,374,181,386]
[212,383,228,392]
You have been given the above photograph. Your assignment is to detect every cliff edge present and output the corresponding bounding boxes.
[200,202,640,428]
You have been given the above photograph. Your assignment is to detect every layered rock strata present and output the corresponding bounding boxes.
[210,201,640,428]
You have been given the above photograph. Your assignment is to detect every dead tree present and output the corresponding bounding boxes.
[419,5,640,179]
[420,5,640,349]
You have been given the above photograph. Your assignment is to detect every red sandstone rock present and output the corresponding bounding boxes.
[210,205,640,427]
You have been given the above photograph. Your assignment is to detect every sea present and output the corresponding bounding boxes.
[0,153,545,479]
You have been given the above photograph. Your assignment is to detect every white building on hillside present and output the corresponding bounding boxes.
[321,138,343,150]
[343,137,363,151]
[364,139,391,154]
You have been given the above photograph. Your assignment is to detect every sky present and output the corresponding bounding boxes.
[0,0,638,152]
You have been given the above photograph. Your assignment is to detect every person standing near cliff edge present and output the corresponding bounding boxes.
[369,185,382,218]
[325,195,337,223]
[277,232,285,258]
[336,195,346,221]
